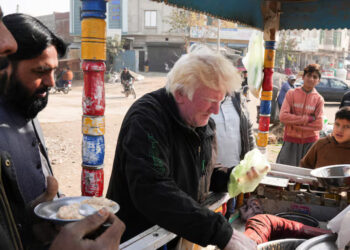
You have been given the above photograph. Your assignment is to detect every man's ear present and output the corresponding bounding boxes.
[174,89,185,104]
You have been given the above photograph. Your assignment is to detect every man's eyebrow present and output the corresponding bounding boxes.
[33,65,57,71]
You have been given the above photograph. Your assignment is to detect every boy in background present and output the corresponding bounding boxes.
[301,107,350,169]
[277,64,324,166]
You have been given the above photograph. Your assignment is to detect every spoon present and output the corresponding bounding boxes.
[79,204,97,217]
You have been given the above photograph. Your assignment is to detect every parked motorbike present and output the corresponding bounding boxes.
[122,79,136,99]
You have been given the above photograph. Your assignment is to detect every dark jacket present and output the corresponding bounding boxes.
[0,151,23,250]
[231,92,256,160]
[107,88,233,249]
[0,98,53,248]
[120,71,134,81]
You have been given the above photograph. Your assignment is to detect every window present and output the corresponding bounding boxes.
[145,11,157,27]
[330,78,347,89]
[318,79,328,88]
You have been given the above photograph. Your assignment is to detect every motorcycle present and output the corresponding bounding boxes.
[52,80,70,94]
[122,79,136,99]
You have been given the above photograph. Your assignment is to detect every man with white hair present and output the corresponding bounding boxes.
[107,47,258,249]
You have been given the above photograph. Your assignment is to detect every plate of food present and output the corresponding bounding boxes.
[34,196,120,224]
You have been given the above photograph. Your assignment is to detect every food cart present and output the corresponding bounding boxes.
[120,163,349,249]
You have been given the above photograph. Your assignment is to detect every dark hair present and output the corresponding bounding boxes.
[3,13,66,61]
[335,106,350,122]
[303,64,321,79]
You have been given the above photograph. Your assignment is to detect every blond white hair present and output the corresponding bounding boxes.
[165,45,242,100]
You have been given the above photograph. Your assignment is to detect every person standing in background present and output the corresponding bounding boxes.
[277,64,324,166]
[277,75,296,109]
[211,89,256,220]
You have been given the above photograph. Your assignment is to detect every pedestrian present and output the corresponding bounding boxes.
[0,10,125,250]
[107,46,261,250]
[277,64,324,166]
[62,65,73,88]
[339,90,350,108]
[300,107,350,169]
[241,70,250,100]
[211,89,256,220]
[277,75,296,109]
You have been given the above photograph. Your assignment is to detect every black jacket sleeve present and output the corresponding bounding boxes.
[122,114,232,249]
[209,167,234,192]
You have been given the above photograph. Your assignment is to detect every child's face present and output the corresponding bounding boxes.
[332,119,350,144]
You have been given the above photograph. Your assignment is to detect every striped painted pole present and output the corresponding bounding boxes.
[257,41,276,153]
[81,0,107,197]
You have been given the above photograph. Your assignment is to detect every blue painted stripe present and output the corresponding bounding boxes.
[82,135,105,165]
[260,100,271,115]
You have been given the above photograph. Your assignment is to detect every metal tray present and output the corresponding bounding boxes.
[34,196,120,224]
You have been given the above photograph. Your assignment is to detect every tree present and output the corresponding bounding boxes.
[164,10,217,51]
[275,31,298,70]
[164,9,193,49]
[106,36,125,72]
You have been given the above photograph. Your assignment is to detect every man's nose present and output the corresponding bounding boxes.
[0,23,17,56]
[44,72,55,87]
[211,102,220,115]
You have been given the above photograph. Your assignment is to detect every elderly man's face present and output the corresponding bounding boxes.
[0,8,17,86]
[175,84,225,127]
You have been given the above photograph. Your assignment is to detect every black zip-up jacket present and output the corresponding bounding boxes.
[107,88,233,249]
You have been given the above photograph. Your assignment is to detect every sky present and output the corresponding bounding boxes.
[0,0,70,17]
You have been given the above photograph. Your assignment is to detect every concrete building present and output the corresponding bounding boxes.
[124,0,186,72]
[279,29,349,73]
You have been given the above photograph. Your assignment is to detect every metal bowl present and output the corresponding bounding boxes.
[310,165,350,192]
[34,196,120,225]
[296,234,337,250]
[258,238,306,250]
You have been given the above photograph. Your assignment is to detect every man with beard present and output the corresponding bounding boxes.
[0,12,65,248]
[0,12,127,250]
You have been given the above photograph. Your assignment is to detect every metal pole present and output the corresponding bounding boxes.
[81,0,107,197]
[257,1,280,153]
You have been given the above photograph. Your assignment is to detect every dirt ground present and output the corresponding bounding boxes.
[39,74,339,197]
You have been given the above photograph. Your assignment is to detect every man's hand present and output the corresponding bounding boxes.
[49,208,125,250]
[30,176,58,209]
[29,176,60,244]
[223,230,257,250]
[237,166,269,183]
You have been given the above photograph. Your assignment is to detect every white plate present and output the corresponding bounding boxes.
[34,196,120,224]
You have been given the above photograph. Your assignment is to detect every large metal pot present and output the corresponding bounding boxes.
[310,164,350,192]
[296,234,337,250]
[258,238,306,250]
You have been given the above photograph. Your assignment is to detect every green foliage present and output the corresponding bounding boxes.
[276,31,298,69]
[163,9,192,49]
[164,9,192,34]
[106,36,125,71]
